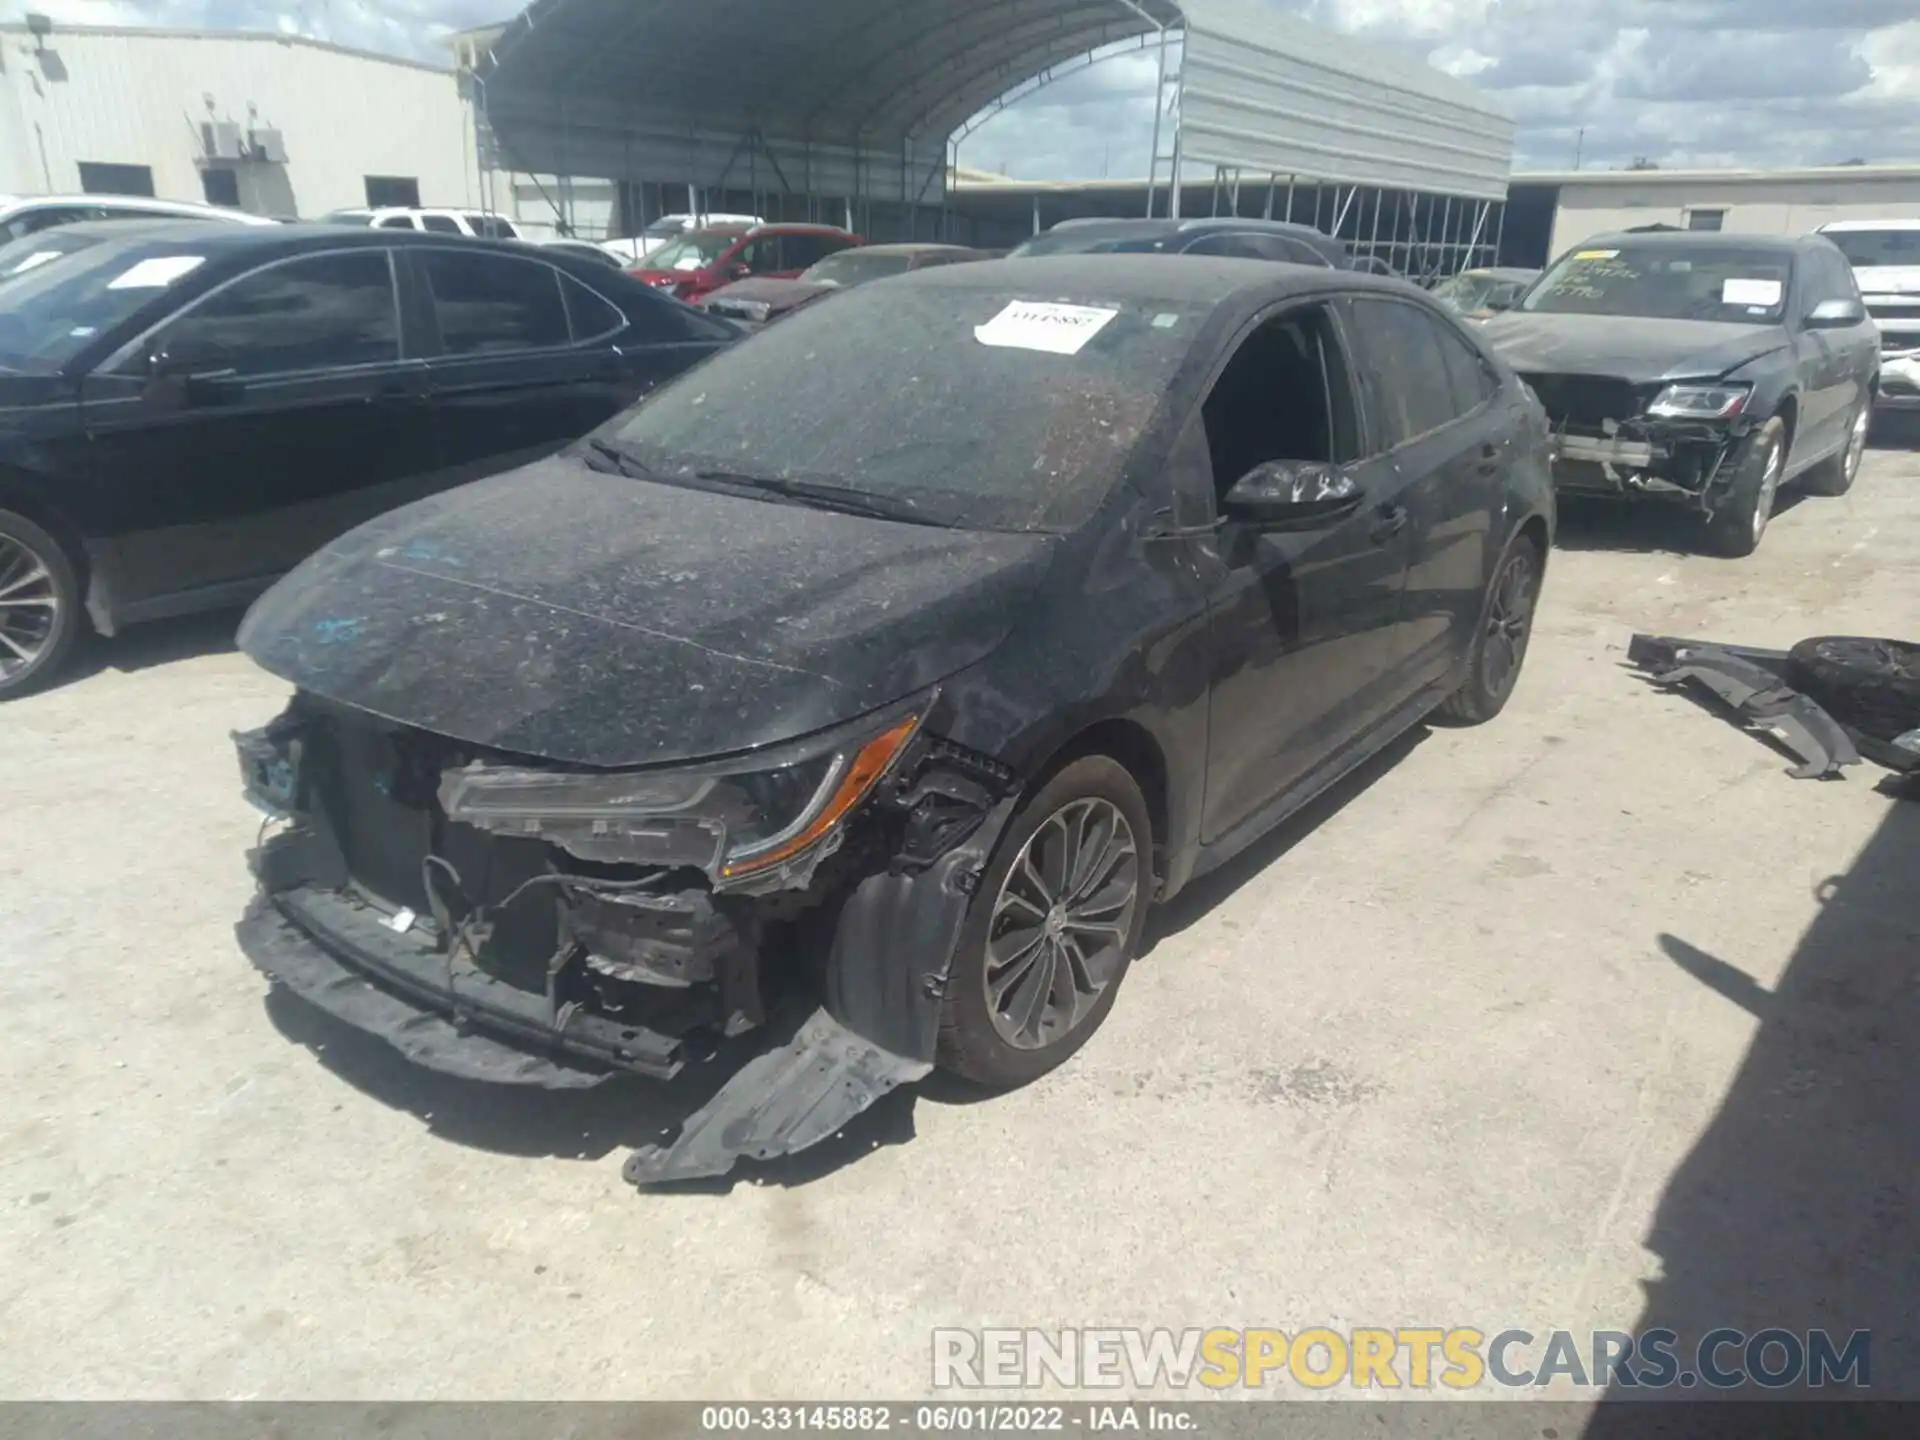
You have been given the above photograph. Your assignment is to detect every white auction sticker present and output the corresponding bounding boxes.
[974,300,1119,356]
[106,255,206,290]
[1722,277,1782,307]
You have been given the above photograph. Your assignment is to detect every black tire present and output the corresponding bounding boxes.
[936,755,1152,1088]
[0,506,82,700]
[1801,400,1869,497]
[1701,416,1786,557]
[1784,636,1920,744]
[1432,531,1543,727]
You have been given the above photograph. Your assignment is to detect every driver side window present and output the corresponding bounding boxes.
[1199,303,1357,506]
[735,236,782,274]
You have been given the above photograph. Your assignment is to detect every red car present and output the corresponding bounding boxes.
[627,223,863,303]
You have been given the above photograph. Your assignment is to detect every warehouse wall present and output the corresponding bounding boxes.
[0,24,477,219]
[1548,174,1920,256]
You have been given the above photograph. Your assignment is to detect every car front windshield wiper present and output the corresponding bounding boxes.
[581,436,655,478]
[691,469,950,528]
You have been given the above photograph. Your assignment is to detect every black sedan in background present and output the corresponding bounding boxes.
[1481,232,1880,556]
[233,256,1554,1184]
[0,223,735,695]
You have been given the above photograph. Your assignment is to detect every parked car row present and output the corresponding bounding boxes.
[0,222,735,696]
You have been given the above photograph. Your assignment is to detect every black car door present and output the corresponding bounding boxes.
[1344,295,1510,686]
[410,247,649,484]
[1190,297,1418,845]
[77,247,435,619]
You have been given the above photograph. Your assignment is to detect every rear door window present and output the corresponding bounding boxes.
[559,273,625,343]
[1346,298,1465,447]
[422,249,570,354]
[418,214,463,234]
[149,251,400,376]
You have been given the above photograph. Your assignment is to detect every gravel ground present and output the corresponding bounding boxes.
[1,444,1915,1400]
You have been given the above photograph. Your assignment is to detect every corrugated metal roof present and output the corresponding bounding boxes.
[479,0,1511,201]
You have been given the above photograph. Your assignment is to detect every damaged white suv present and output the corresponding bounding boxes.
[1819,219,1920,409]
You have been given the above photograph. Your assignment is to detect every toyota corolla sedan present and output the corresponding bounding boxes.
[233,257,1554,1185]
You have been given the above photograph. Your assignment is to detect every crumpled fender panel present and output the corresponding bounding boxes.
[622,795,1017,1186]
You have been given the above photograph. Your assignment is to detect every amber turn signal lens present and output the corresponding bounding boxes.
[719,714,922,877]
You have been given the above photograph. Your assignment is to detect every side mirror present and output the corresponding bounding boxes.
[146,344,244,406]
[1482,294,1517,314]
[1805,297,1866,329]
[728,262,752,281]
[1221,460,1364,528]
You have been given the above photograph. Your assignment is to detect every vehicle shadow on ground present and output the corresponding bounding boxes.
[263,986,925,1192]
[1142,725,1429,953]
[1582,797,1920,1425]
[1551,493,1811,557]
[59,608,241,686]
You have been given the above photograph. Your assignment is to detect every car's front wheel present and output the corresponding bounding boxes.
[936,755,1151,1088]
[1432,531,1542,727]
[1702,416,1787,557]
[0,507,81,700]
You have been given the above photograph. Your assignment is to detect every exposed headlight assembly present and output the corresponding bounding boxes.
[1647,383,1751,420]
[438,706,925,884]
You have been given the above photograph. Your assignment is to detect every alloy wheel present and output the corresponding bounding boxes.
[984,797,1141,1051]
[1844,405,1869,484]
[1482,548,1538,700]
[0,532,59,684]
[1751,439,1784,546]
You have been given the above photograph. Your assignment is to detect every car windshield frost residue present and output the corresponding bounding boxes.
[0,242,204,370]
[609,284,1209,532]
[1522,245,1792,323]
[802,250,916,287]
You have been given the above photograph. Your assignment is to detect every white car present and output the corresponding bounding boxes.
[1818,218,1920,409]
[322,206,524,240]
[599,212,764,265]
[0,193,277,243]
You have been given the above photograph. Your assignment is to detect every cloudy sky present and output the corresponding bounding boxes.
[10,0,1920,175]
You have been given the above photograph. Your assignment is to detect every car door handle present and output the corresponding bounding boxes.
[1369,505,1409,543]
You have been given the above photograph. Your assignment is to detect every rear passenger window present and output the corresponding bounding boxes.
[560,273,624,342]
[419,214,462,234]
[1347,298,1464,447]
[1437,324,1498,414]
[784,234,853,269]
[422,250,569,354]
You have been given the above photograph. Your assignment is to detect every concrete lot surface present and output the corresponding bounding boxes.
[1,449,1915,1400]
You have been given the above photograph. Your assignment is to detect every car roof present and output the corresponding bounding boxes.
[43,222,600,266]
[0,193,276,224]
[749,222,858,237]
[896,252,1398,307]
[1581,230,1810,253]
[843,242,974,257]
[1817,218,1920,232]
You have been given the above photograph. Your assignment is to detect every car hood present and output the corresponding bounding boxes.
[1851,265,1920,297]
[238,456,1055,769]
[1479,312,1786,383]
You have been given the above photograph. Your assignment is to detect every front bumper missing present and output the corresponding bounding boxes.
[1547,419,1739,509]
[1628,634,1862,780]
[237,709,1021,1186]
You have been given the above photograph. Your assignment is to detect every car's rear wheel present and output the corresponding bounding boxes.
[1702,416,1786,557]
[1432,531,1542,727]
[0,507,81,700]
[936,756,1151,1088]
[1801,401,1869,497]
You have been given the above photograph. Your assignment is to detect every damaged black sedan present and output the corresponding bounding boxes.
[1481,231,1880,556]
[233,256,1553,1184]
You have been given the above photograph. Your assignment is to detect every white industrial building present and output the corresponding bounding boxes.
[1527,165,1920,260]
[0,19,523,226]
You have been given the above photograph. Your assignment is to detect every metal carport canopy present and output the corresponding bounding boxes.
[478,0,1513,205]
